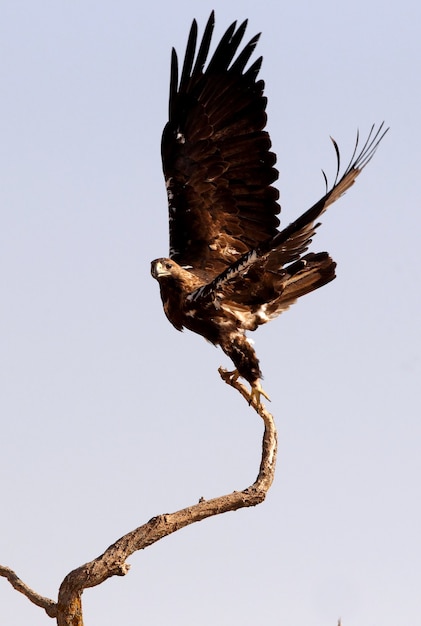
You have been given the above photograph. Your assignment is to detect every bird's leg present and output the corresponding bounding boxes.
[219,368,270,407]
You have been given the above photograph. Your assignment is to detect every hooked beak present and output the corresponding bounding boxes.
[151,259,170,279]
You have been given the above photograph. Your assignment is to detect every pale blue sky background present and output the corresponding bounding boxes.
[1,1,420,625]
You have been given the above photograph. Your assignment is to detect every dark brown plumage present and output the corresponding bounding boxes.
[151,12,387,404]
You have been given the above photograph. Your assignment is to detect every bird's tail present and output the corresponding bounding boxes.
[270,252,336,312]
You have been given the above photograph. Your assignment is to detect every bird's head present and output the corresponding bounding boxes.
[151,258,200,288]
[151,258,178,280]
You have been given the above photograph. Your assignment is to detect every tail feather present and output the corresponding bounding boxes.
[265,252,336,315]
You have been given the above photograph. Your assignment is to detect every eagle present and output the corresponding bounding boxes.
[151,12,387,405]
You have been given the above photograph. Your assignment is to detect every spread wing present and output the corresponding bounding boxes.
[189,123,388,307]
[161,11,280,280]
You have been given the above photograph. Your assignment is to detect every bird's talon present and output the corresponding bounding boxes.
[250,381,271,407]
[219,368,240,384]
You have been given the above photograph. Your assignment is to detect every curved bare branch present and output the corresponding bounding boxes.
[0,565,57,618]
[1,375,277,626]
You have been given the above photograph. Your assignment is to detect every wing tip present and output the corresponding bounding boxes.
[325,121,389,190]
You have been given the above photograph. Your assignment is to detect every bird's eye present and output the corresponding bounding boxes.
[165,262,173,270]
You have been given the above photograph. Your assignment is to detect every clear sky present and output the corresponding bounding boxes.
[1,1,420,625]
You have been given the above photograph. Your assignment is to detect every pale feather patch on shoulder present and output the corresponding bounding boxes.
[176,129,185,144]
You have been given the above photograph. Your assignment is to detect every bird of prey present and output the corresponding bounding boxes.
[151,12,387,405]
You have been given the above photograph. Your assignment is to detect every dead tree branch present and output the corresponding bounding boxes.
[0,566,57,618]
[1,370,277,626]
